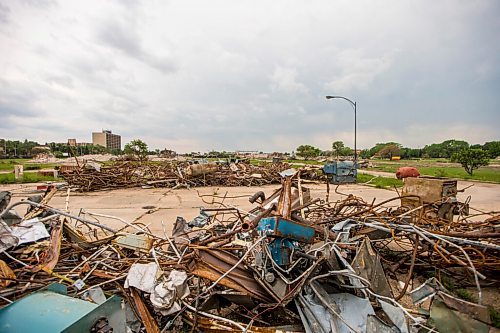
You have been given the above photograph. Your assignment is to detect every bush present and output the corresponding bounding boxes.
[451,149,489,175]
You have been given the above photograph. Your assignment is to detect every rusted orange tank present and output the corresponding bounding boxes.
[396,167,420,179]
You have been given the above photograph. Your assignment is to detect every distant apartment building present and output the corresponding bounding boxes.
[92,130,121,150]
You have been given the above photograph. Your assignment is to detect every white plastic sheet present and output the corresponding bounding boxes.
[10,218,50,245]
[124,262,159,293]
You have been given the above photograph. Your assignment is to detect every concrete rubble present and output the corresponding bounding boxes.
[0,168,498,332]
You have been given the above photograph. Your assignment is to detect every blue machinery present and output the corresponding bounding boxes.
[323,160,357,184]
[0,284,126,333]
[255,216,317,301]
[251,169,321,302]
[257,217,315,267]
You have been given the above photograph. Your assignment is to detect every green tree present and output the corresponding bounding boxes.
[124,139,149,161]
[451,149,489,175]
[423,139,469,158]
[296,145,321,159]
[482,141,500,158]
[376,144,401,159]
[368,142,401,158]
[359,149,370,159]
[332,141,353,158]
[400,148,422,159]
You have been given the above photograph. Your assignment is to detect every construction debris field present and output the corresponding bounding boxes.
[4,181,500,235]
[0,163,499,333]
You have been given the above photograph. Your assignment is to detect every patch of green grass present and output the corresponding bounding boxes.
[0,173,59,184]
[286,159,321,165]
[455,288,476,303]
[0,159,57,171]
[371,160,500,183]
[0,159,30,170]
[434,169,448,177]
[357,173,403,189]
[489,307,500,328]
[250,159,270,166]
[418,166,500,183]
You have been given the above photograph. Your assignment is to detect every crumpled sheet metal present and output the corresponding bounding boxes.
[328,292,376,333]
[296,293,332,333]
[298,287,376,333]
[366,315,399,333]
[0,223,18,253]
[409,277,491,325]
[351,238,393,298]
[0,260,15,288]
[34,218,63,273]
[438,291,491,324]
[409,277,440,305]
[379,300,409,333]
[429,297,490,333]
[188,248,274,303]
[410,277,492,331]
[2,169,498,333]
[112,233,154,252]
[184,314,305,333]
[10,218,50,245]
[331,219,358,243]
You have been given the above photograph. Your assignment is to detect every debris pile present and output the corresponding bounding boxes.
[0,170,498,332]
[60,160,323,191]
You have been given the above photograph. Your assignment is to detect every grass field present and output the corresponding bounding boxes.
[357,173,403,189]
[371,160,500,183]
[0,159,57,171]
[0,172,59,184]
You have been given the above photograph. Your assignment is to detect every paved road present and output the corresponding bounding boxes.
[3,178,498,236]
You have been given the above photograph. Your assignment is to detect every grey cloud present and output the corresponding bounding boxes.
[98,21,142,57]
[270,67,308,94]
[20,0,57,8]
[0,103,38,118]
[0,105,37,129]
[0,2,10,24]
[97,20,176,74]
[47,75,74,89]
[0,1,498,151]
[0,79,41,115]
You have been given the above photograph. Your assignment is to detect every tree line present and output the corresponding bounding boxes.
[0,139,116,158]
[295,139,500,160]
[0,138,176,159]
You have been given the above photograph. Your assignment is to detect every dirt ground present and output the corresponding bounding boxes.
[3,179,499,234]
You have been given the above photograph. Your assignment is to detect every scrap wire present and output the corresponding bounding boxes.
[1,174,498,332]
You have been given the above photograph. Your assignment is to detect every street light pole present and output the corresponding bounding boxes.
[325,95,357,163]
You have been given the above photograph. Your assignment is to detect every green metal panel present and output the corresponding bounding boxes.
[0,284,126,333]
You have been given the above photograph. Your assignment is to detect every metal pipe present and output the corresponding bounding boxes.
[0,200,117,233]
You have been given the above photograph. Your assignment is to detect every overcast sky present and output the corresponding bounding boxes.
[1,0,499,152]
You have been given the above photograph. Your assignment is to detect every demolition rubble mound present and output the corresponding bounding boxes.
[59,160,323,191]
[0,170,499,332]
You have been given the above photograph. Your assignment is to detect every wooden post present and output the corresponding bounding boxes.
[14,165,23,180]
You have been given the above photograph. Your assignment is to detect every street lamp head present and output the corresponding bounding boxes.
[325,96,334,99]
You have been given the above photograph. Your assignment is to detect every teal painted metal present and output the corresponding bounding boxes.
[267,238,296,266]
[323,161,357,184]
[257,217,315,267]
[257,217,315,243]
[0,284,126,333]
